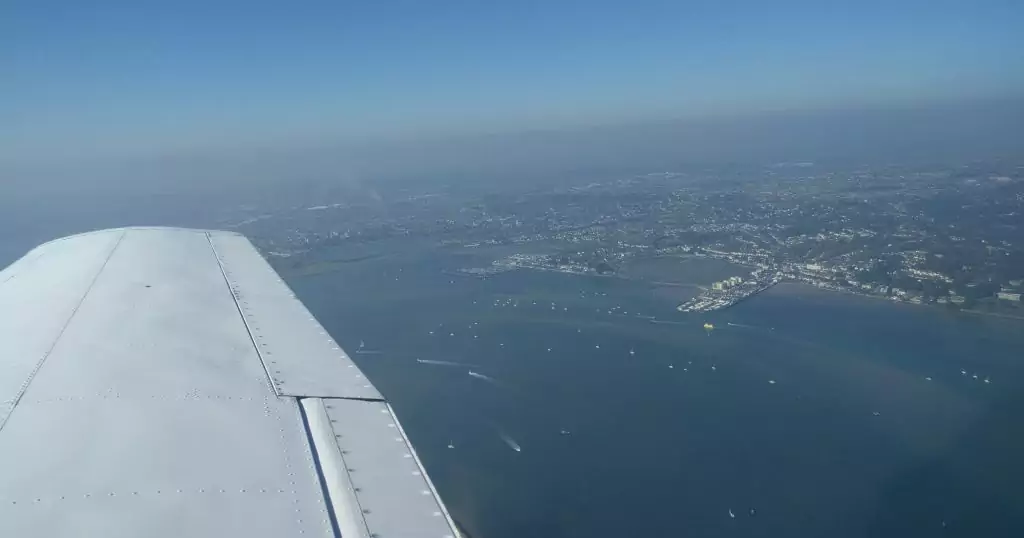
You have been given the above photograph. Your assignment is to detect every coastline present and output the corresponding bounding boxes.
[775,282,1024,322]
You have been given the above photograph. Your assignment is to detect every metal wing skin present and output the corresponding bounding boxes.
[0,227,459,538]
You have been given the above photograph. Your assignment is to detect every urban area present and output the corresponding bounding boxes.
[235,161,1024,318]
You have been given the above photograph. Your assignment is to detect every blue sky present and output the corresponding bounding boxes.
[2,0,1022,163]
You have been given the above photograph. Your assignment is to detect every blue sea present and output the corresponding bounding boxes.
[291,251,1024,538]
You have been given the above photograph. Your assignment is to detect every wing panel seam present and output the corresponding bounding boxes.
[0,229,126,433]
[205,232,279,396]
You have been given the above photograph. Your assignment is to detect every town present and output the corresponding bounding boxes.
[234,160,1024,317]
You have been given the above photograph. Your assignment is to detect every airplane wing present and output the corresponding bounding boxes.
[0,227,459,538]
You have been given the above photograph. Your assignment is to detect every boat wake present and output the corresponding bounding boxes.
[727,322,774,331]
[417,358,477,367]
[468,370,500,385]
[498,430,522,452]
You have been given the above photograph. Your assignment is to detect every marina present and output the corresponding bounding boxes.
[677,274,779,313]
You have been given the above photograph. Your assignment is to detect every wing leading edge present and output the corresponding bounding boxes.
[0,227,458,538]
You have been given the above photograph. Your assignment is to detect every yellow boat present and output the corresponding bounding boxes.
[703,322,715,331]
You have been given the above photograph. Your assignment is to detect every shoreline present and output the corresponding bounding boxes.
[453,258,1024,324]
[778,282,1024,322]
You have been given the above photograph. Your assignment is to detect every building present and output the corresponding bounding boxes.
[907,267,953,283]
[712,276,743,291]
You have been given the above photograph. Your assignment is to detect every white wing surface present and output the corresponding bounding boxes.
[0,227,458,538]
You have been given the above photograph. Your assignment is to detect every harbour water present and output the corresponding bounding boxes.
[289,251,1024,538]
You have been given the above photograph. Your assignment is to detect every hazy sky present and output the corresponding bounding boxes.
[3,0,1023,164]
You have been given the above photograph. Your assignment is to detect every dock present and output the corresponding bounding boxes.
[677,278,778,313]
